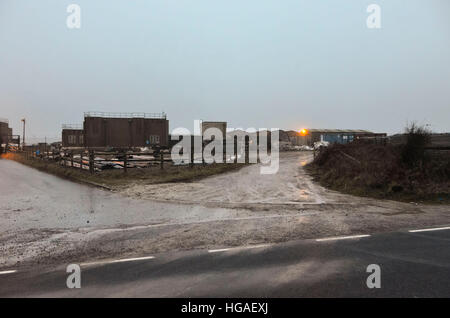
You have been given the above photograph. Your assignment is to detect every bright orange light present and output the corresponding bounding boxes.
[300,129,308,136]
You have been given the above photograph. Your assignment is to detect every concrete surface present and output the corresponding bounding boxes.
[0,229,449,297]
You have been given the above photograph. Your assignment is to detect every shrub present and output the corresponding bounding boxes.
[401,122,431,167]
[307,136,449,202]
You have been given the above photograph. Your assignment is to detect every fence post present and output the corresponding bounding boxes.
[160,152,164,169]
[89,150,94,174]
[256,133,260,163]
[202,140,206,166]
[70,152,74,168]
[123,152,128,174]
[190,143,194,168]
[223,139,226,163]
[245,136,249,164]
[234,136,238,163]
[81,151,85,170]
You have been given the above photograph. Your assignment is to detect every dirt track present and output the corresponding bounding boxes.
[1,153,449,269]
[122,152,326,205]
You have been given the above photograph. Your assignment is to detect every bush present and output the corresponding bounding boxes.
[307,140,449,203]
[401,122,431,167]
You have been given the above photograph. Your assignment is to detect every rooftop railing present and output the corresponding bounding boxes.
[62,124,83,130]
[84,112,167,119]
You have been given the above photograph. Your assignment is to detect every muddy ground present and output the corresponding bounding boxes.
[0,152,449,270]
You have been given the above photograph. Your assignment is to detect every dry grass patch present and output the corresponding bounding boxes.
[1,152,247,190]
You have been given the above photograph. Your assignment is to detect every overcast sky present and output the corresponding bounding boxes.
[1,0,449,143]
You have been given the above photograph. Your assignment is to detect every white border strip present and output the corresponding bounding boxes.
[81,256,155,267]
[409,226,450,233]
[209,244,271,253]
[208,248,231,253]
[0,270,17,275]
[316,234,371,242]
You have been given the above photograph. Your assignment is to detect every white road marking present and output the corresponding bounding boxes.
[109,256,155,263]
[81,256,155,267]
[208,244,271,253]
[0,270,17,275]
[208,248,231,253]
[316,234,371,242]
[409,226,450,233]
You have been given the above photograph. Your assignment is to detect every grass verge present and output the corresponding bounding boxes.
[305,143,449,204]
[1,152,247,190]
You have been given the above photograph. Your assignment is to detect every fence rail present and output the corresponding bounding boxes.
[18,149,173,173]
[4,136,255,173]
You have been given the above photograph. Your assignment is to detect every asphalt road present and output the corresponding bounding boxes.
[1,229,449,297]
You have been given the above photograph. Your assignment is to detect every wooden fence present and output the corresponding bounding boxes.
[21,149,173,174]
[6,136,256,174]
[17,139,253,174]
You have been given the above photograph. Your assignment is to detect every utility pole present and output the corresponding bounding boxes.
[21,118,26,150]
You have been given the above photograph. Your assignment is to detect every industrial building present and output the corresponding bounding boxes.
[286,129,387,147]
[0,119,11,144]
[0,118,19,146]
[62,112,169,149]
[61,124,84,148]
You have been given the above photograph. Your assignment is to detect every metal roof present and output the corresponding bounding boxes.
[84,111,167,119]
[307,129,373,134]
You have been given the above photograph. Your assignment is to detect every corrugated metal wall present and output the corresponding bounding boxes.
[84,117,169,148]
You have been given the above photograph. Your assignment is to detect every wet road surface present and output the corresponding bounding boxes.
[1,228,449,297]
[1,155,449,276]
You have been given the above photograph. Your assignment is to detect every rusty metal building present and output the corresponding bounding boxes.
[286,129,387,146]
[0,118,13,144]
[307,129,387,145]
[83,112,169,148]
[61,124,84,148]
[0,119,9,144]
